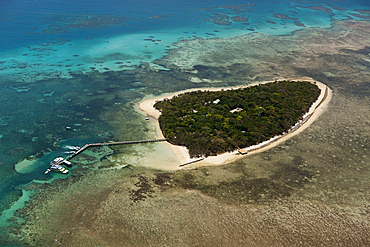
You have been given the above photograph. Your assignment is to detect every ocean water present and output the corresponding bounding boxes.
[0,0,370,244]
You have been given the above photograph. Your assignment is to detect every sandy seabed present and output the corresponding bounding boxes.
[136,77,332,170]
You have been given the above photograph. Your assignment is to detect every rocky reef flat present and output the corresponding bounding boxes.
[4,18,370,246]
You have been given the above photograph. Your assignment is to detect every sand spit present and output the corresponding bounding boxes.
[137,77,332,169]
[14,157,39,174]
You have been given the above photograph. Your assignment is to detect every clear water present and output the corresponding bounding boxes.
[0,0,369,243]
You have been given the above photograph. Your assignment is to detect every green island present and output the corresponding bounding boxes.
[154,80,321,157]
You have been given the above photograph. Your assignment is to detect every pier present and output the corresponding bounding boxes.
[179,157,204,167]
[51,139,167,169]
[66,139,167,160]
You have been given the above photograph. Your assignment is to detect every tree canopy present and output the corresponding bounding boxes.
[154,81,320,158]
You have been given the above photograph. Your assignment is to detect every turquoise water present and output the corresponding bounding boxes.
[0,0,370,244]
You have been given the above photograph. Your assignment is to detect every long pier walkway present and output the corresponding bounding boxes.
[64,139,167,161]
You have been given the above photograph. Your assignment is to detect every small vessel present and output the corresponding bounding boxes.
[50,164,68,174]
[45,164,68,174]
[50,157,72,167]
[63,160,72,167]
[50,157,64,165]
[65,126,72,130]
[45,157,72,174]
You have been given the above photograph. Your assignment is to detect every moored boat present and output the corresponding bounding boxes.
[45,157,71,174]
[50,164,68,174]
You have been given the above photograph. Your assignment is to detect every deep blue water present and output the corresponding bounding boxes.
[0,0,367,51]
[0,0,370,243]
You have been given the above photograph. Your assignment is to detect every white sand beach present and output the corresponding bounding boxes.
[137,77,332,170]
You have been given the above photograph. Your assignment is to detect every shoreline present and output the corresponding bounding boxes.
[137,77,332,170]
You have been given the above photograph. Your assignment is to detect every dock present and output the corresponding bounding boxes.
[65,139,167,160]
[179,157,204,167]
[50,139,167,170]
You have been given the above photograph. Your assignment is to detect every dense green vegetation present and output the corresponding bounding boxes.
[154,81,320,157]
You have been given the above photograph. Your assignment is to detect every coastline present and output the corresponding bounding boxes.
[137,77,332,170]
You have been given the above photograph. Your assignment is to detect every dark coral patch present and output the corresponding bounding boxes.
[231,16,249,22]
[349,13,370,20]
[6,148,26,156]
[303,6,333,13]
[272,13,298,21]
[294,21,306,27]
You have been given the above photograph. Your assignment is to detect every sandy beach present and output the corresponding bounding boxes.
[137,77,332,170]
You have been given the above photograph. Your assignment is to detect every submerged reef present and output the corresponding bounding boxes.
[2,18,370,246]
[37,13,138,33]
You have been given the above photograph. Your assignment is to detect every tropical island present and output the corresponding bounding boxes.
[153,80,321,158]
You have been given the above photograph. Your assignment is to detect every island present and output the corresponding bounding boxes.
[154,80,320,157]
[138,77,332,168]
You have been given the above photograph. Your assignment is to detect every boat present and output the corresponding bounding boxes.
[49,164,68,174]
[63,160,72,167]
[50,157,72,166]
[45,164,69,174]
[50,157,64,165]
[45,157,72,174]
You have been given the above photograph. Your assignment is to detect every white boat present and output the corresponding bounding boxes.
[63,160,72,167]
[50,164,68,174]
[50,157,64,165]
[45,157,71,174]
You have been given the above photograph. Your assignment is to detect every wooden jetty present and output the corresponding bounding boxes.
[179,157,204,167]
[49,139,167,169]
[65,139,167,161]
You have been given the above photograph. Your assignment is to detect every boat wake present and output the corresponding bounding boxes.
[63,145,80,151]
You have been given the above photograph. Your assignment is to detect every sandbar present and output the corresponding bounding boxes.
[15,158,39,174]
[137,77,332,170]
